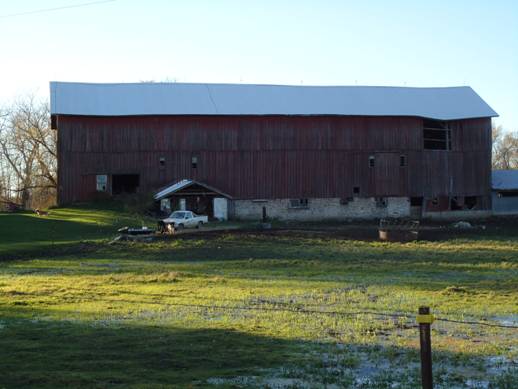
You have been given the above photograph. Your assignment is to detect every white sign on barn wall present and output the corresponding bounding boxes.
[213,198,228,220]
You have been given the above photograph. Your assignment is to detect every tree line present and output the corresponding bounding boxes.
[0,98,56,209]
[492,125,518,170]
[0,97,517,210]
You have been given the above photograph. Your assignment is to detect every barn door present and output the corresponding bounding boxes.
[374,153,401,196]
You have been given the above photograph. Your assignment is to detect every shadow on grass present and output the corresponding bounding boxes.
[0,309,515,388]
[0,313,296,388]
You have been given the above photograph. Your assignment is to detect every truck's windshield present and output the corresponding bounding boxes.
[170,211,186,218]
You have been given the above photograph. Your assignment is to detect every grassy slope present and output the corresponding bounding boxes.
[0,205,517,388]
[0,203,155,257]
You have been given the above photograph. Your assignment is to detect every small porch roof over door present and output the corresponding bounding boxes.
[154,179,233,200]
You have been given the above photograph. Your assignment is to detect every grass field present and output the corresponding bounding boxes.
[0,204,517,388]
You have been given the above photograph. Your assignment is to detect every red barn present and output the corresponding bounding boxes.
[50,82,497,220]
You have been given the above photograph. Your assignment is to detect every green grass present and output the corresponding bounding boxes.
[1,204,517,388]
[0,202,156,257]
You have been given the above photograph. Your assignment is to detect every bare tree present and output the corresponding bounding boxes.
[0,97,56,209]
[492,125,518,170]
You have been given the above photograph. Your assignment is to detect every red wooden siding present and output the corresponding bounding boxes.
[56,115,492,205]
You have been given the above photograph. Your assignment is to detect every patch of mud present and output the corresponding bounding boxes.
[206,345,518,388]
[207,376,313,388]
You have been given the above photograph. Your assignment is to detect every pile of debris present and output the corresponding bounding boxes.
[451,221,473,229]
[379,219,420,242]
[110,226,156,243]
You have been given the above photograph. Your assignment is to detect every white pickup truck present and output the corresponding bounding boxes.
[162,210,208,230]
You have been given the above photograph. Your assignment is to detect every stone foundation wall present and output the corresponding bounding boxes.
[232,197,410,221]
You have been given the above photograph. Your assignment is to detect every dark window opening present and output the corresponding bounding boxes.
[340,197,354,205]
[423,119,451,150]
[375,197,387,208]
[353,186,360,195]
[464,196,479,210]
[112,174,139,195]
[410,197,423,206]
[498,191,518,197]
[431,197,439,206]
[400,155,406,167]
[191,156,198,169]
[450,196,464,210]
[369,155,375,167]
[289,198,309,209]
[159,157,166,167]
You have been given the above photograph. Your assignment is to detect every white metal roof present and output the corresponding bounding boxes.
[154,179,192,200]
[492,170,518,190]
[154,179,232,200]
[50,82,497,120]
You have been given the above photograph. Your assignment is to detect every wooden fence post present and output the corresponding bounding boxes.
[417,306,434,389]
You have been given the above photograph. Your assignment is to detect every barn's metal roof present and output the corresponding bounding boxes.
[492,170,518,191]
[50,82,497,120]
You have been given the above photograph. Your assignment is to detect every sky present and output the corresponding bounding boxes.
[0,0,517,129]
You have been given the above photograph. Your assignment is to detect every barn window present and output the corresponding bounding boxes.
[112,174,139,195]
[375,197,387,208]
[159,157,166,167]
[464,196,479,210]
[400,155,406,167]
[340,197,353,205]
[369,155,375,167]
[96,175,107,192]
[191,156,198,169]
[353,186,360,195]
[423,119,451,150]
[160,198,171,212]
[289,198,309,209]
[410,197,423,206]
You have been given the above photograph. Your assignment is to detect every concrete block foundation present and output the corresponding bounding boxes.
[232,197,411,221]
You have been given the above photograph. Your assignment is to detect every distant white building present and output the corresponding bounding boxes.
[492,170,518,215]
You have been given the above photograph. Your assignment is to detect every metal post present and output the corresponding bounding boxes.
[417,306,434,389]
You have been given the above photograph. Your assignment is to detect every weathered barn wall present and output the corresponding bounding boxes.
[55,115,492,207]
[232,197,410,221]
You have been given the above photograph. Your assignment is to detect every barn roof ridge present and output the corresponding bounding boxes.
[50,81,497,120]
[50,80,473,89]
